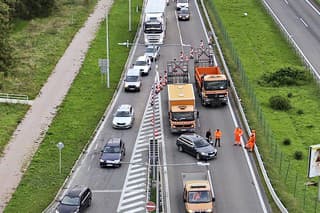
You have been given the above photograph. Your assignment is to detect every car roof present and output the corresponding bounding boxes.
[127,68,140,75]
[117,104,132,112]
[66,186,89,197]
[179,133,203,141]
[146,45,159,49]
[136,55,148,61]
[105,137,121,146]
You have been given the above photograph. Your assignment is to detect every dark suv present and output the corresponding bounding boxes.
[176,133,217,160]
[56,186,92,213]
[99,137,125,167]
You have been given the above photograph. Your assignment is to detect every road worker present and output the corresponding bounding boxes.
[205,129,212,144]
[234,127,243,146]
[245,130,256,152]
[214,129,222,147]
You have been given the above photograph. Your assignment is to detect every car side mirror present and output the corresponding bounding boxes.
[212,197,215,202]
[227,80,230,87]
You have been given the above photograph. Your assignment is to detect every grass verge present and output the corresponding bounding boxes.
[4,0,142,212]
[0,1,98,154]
[206,0,320,212]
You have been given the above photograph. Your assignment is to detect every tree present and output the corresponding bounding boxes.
[15,0,56,19]
[0,1,14,76]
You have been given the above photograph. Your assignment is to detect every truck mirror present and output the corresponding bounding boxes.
[227,80,230,87]
[212,197,215,202]
[196,111,199,118]
[168,112,170,117]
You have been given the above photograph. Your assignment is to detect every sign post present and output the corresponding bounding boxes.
[146,201,156,212]
[56,142,64,174]
[308,144,320,201]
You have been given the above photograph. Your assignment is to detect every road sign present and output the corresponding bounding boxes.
[146,201,156,212]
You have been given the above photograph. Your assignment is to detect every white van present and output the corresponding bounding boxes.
[124,68,141,92]
[176,0,189,10]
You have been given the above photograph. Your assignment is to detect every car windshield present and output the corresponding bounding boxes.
[188,191,211,203]
[144,23,163,33]
[180,9,189,14]
[146,47,157,53]
[194,138,209,148]
[204,80,228,90]
[125,76,138,82]
[178,0,188,3]
[115,110,130,117]
[61,195,80,206]
[171,112,194,121]
[104,146,121,153]
[135,60,147,66]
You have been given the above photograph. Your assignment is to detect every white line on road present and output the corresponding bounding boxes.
[305,0,320,16]
[92,189,122,193]
[283,0,288,5]
[299,17,309,27]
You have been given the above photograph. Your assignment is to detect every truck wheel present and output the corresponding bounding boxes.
[178,145,183,152]
[196,153,201,160]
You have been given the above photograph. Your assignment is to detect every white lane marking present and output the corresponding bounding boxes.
[127,177,146,185]
[128,172,146,180]
[129,167,147,173]
[92,189,122,193]
[132,158,143,163]
[283,0,288,5]
[122,194,145,203]
[133,153,142,158]
[135,147,148,152]
[125,207,145,213]
[123,189,145,198]
[306,0,320,16]
[228,103,268,213]
[125,183,146,192]
[175,10,184,51]
[118,201,145,211]
[299,17,309,27]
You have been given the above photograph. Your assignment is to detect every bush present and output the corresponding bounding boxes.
[297,109,304,115]
[283,138,291,145]
[259,66,310,87]
[269,95,291,111]
[294,151,303,160]
[287,92,293,98]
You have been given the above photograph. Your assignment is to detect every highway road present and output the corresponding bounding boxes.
[263,0,320,74]
[49,1,270,212]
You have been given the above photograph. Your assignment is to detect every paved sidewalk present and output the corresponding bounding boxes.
[0,0,113,211]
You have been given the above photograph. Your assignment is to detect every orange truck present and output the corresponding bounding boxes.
[168,84,197,133]
[182,171,215,213]
[194,61,229,106]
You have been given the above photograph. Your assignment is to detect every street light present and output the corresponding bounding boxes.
[129,0,132,31]
[56,142,64,174]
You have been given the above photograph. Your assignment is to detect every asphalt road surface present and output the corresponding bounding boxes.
[264,0,320,74]
[49,1,270,212]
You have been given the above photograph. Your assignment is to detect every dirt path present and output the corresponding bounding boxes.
[0,0,113,211]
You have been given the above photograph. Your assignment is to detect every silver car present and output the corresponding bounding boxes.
[112,104,135,129]
[144,45,160,62]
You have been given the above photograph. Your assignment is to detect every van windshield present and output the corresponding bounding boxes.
[188,191,211,203]
[126,76,139,82]
[177,0,188,3]
[204,80,227,90]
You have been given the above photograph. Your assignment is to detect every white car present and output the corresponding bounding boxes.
[112,104,135,129]
[144,45,160,62]
[133,55,151,76]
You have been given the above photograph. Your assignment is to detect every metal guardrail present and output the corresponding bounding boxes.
[0,93,29,100]
[199,0,288,212]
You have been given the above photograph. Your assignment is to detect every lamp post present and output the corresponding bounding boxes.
[56,142,64,174]
[129,0,132,31]
[106,12,110,88]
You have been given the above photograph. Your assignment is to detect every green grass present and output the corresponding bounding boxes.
[0,1,98,155]
[4,0,142,212]
[206,0,320,212]
[0,104,29,155]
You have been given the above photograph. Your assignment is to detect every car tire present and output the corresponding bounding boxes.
[178,145,183,152]
[88,198,92,207]
[196,153,201,160]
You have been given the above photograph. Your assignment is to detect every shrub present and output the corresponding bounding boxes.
[294,151,303,160]
[283,138,291,145]
[297,109,304,115]
[287,92,293,98]
[259,66,310,87]
[269,95,291,111]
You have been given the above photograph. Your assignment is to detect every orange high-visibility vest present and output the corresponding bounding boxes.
[215,130,222,139]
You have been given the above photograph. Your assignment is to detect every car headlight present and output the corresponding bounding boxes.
[201,152,208,156]
[205,209,213,213]
[187,210,194,213]
[55,210,60,213]
[100,159,104,162]
[114,159,120,163]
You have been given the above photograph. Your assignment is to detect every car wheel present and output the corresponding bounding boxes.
[88,198,92,207]
[178,145,183,152]
[196,153,201,160]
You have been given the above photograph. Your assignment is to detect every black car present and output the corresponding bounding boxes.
[177,7,190,21]
[56,186,92,213]
[99,137,125,167]
[176,133,217,160]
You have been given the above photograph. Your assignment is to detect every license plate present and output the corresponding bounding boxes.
[106,164,113,167]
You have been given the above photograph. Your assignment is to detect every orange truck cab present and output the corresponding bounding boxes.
[182,171,215,213]
[168,84,197,133]
[194,64,229,106]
